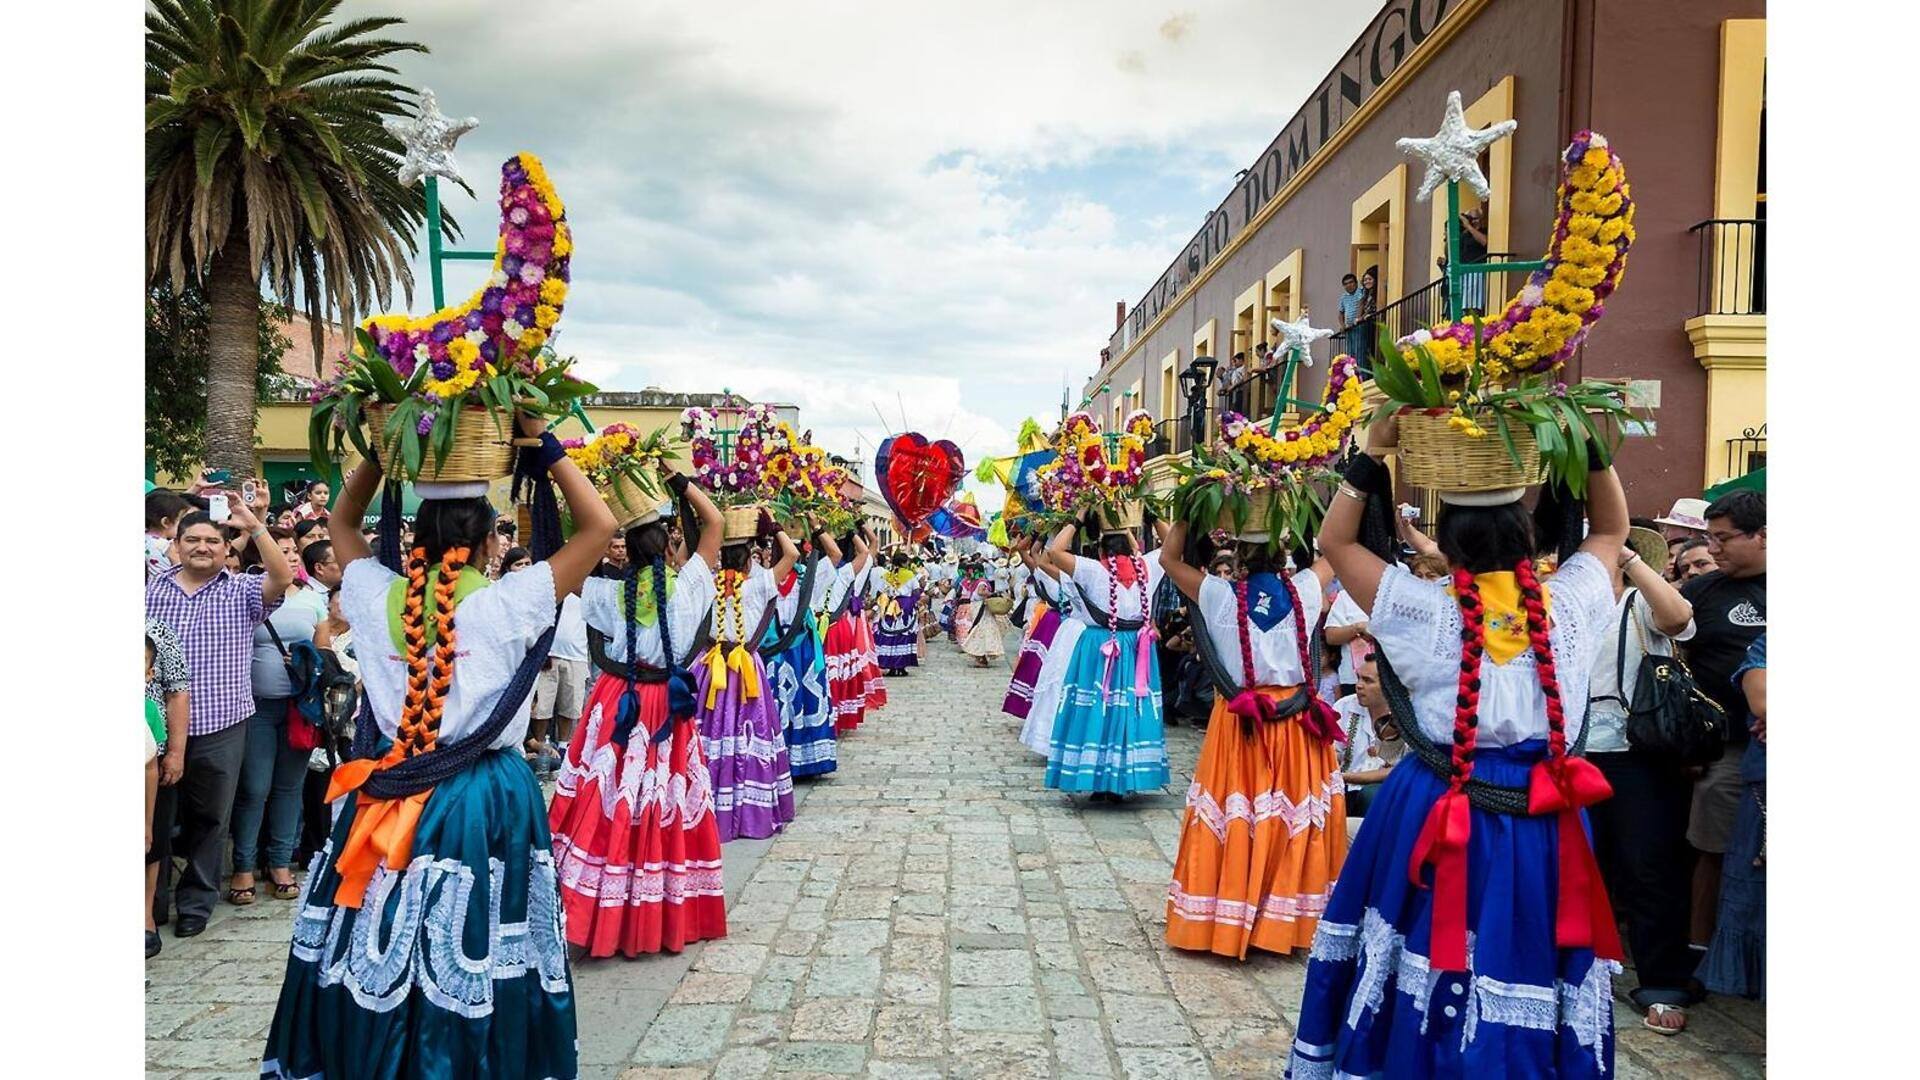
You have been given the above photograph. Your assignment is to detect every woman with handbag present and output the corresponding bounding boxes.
[1287,416,1629,1079]
[1160,521,1346,959]
[549,470,730,957]
[1584,527,1703,1035]
[229,549,326,906]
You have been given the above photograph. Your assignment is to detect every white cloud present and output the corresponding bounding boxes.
[350,0,1377,520]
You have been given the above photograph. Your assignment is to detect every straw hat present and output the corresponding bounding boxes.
[1653,497,1709,532]
[1626,526,1669,572]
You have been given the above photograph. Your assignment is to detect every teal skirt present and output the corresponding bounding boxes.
[1043,627,1168,794]
[262,750,578,1079]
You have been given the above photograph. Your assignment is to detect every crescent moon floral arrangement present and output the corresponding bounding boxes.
[308,153,596,478]
[681,400,781,508]
[1168,354,1366,547]
[1372,132,1641,495]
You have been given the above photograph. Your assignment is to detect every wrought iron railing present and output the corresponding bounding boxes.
[1725,423,1766,478]
[1690,218,1766,316]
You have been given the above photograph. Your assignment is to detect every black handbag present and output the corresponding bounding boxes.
[1599,589,1726,765]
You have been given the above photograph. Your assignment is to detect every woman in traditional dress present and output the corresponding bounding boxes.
[1042,518,1169,801]
[874,551,923,677]
[1002,538,1053,720]
[960,577,1011,667]
[263,418,610,1078]
[1018,546,1083,757]
[952,557,983,645]
[823,528,874,732]
[697,518,799,841]
[549,470,727,957]
[763,529,840,779]
[853,551,888,712]
[1286,417,1628,1078]
[1159,522,1346,959]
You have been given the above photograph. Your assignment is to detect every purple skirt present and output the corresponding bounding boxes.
[1002,607,1061,719]
[693,648,796,842]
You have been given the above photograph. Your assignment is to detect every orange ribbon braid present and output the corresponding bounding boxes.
[327,545,469,907]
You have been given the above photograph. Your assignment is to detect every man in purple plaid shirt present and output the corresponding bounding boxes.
[145,488,292,937]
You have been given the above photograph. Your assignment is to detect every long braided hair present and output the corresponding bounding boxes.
[396,544,469,758]
[1445,567,1490,792]
[1513,556,1569,760]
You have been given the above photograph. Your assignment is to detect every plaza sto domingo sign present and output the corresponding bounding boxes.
[1123,0,1463,344]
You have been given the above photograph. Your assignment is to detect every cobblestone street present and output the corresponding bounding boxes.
[148,642,1766,1078]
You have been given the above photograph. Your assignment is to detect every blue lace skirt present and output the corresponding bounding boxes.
[1043,628,1167,794]
[1287,741,1616,1080]
[262,750,577,1079]
[764,616,836,778]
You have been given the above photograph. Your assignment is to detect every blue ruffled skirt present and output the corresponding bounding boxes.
[1043,628,1167,794]
[764,614,836,778]
[262,750,577,1079]
[1286,741,1617,1079]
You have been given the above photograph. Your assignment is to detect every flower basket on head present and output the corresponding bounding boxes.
[722,504,764,542]
[561,423,683,529]
[1098,500,1144,533]
[310,154,596,483]
[362,403,519,483]
[1370,132,1640,498]
[1036,409,1158,536]
[683,399,783,544]
[1395,409,1547,492]
[1167,353,1364,548]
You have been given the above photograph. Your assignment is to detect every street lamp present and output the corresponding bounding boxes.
[1178,355,1217,449]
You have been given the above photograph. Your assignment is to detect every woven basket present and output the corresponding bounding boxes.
[1226,487,1278,539]
[601,479,665,531]
[722,504,764,542]
[984,595,1013,617]
[365,404,516,482]
[1396,409,1546,493]
[1098,500,1144,533]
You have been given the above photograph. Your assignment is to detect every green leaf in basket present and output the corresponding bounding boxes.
[365,357,406,403]
[1494,410,1526,472]
[308,408,334,476]
[1415,345,1444,406]
[1370,343,1424,407]
[429,405,452,469]
[1553,397,1589,487]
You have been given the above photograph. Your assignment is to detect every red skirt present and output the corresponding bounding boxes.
[855,613,887,711]
[825,615,867,731]
[549,672,727,957]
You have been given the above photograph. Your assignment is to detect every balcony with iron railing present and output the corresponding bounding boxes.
[1690,218,1765,317]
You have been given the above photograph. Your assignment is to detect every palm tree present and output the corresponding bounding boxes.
[146,0,453,478]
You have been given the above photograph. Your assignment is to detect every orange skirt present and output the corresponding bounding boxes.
[1165,687,1347,959]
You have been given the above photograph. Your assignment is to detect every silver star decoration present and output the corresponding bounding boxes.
[385,89,479,187]
[1396,90,1516,202]
[1269,313,1333,367]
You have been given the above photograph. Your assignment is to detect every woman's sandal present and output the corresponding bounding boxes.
[226,881,257,906]
[1643,1002,1687,1036]
[269,874,301,901]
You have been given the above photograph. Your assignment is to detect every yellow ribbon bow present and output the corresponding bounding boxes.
[703,641,763,708]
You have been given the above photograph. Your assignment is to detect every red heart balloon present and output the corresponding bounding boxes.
[877,432,964,528]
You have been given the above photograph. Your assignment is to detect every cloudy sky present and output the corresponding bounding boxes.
[360,1,1376,510]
